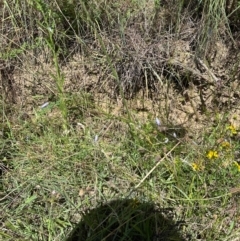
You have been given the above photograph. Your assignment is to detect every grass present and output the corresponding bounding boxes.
[1,0,240,240]
[1,104,239,240]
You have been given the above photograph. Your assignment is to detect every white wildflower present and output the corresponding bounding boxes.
[155,117,161,126]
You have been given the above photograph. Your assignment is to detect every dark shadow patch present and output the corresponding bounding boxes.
[65,198,186,241]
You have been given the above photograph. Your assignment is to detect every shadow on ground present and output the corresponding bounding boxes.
[65,198,185,241]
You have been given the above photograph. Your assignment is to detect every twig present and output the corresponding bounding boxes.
[134,141,180,189]
[196,57,219,83]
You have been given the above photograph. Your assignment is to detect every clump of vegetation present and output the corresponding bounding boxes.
[1,0,240,240]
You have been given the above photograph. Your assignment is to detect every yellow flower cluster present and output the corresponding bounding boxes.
[221,141,231,149]
[206,150,218,159]
[192,162,203,171]
[227,125,237,135]
[190,123,239,172]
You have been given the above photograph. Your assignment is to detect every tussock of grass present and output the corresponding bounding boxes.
[1,0,240,241]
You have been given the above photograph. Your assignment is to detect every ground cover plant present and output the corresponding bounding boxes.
[0,0,240,240]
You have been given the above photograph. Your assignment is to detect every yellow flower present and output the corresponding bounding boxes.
[206,150,218,159]
[227,125,237,135]
[234,161,240,171]
[192,163,200,171]
[221,141,231,149]
[192,163,198,171]
[192,160,204,171]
